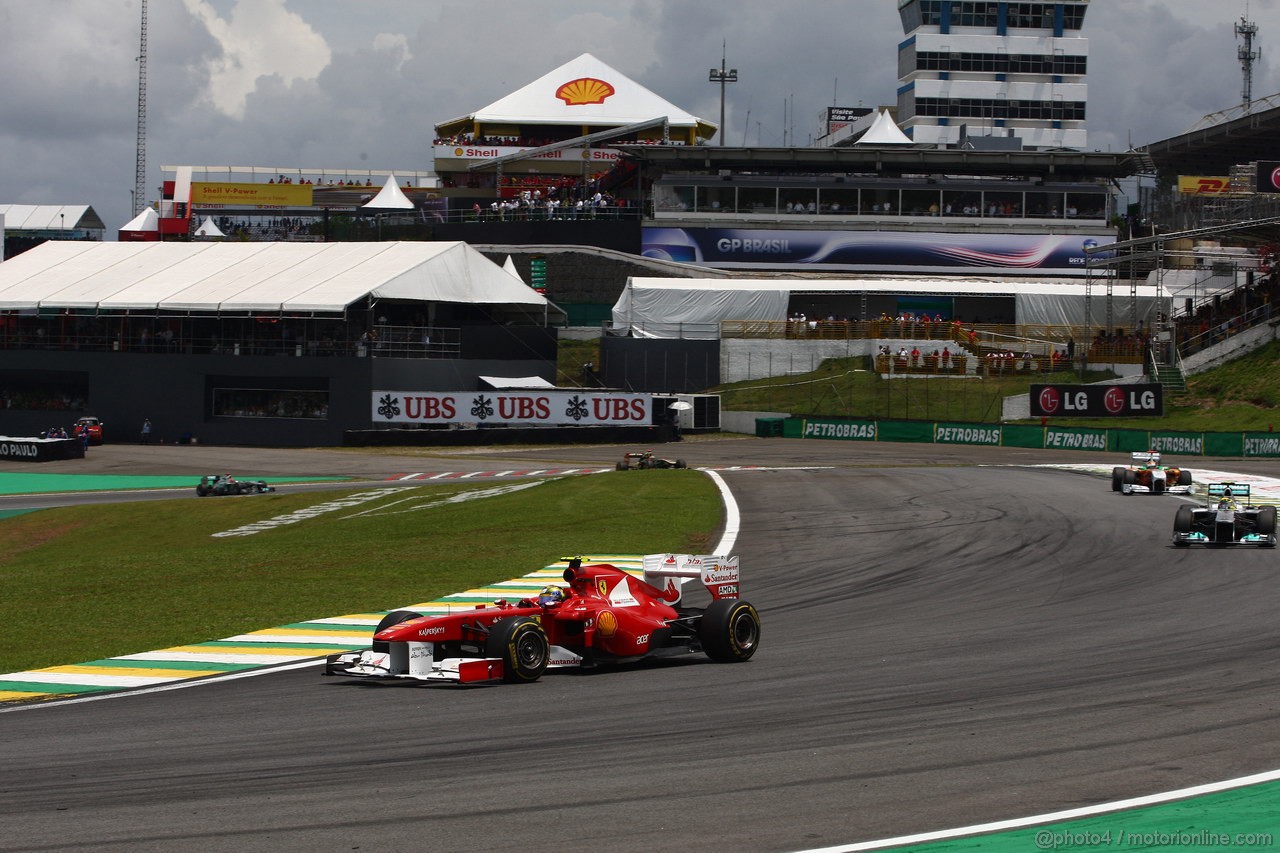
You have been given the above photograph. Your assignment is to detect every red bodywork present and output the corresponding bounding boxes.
[72,417,104,445]
[378,561,682,662]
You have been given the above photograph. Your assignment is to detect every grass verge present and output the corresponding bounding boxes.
[0,472,720,673]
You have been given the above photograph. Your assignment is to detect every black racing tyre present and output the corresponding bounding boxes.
[1122,469,1135,491]
[698,599,761,663]
[1178,469,1192,486]
[1111,467,1125,492]
[616,461,626,471]
[1173,505,1194,534]
[1152,477,1165,495]
[375,609,423,633]
[485,616,549,683]
[640,458,653,469]
[196,484,208,497]
[1258,506,1277,537]
[675,459,687,469]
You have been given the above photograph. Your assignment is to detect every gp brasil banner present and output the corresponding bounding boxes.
[642,227,1114,274]
[191,182,314,207]
[1031,384,1163,418]
[372,391,651,426]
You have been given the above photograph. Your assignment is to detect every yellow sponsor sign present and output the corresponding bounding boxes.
[1177,176,1231,194]
[190,182,314,206]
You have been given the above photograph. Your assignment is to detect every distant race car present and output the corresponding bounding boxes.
[325,554,760,685]
[195,474,276,497]
[1112,451,1192,495]
[1172,482,1277,547]
[616,450,687,470]
[72,417,105,445]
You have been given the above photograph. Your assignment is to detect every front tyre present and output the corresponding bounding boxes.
[1178,469,1193,487]
[486,616,549,683]
[1172,505,1193,547]
[698,599,761,663]
[675,459,687,469]
[1111,467,1125,492]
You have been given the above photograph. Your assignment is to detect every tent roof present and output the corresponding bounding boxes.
[194,216,225,237]
[362,175,414,210]
[0,241,566,320]
[121,207,159,232]
[0,204,106,232]
[436,53,714,138]
[855,109,913,145]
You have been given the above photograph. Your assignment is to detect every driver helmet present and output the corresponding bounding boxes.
[537,585,565,607]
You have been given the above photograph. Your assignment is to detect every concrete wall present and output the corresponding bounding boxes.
[1182,321,1279,375]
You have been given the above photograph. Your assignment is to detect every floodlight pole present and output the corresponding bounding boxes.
[709,42,737,147]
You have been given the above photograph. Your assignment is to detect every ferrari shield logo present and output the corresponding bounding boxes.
[597,579,609,597]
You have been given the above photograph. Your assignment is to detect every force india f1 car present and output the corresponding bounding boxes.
[325,554,760,685]
[1172,483,1277,547]
[1112,451,1193,495]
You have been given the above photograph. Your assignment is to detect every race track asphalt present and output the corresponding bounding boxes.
[0,438,1278,852]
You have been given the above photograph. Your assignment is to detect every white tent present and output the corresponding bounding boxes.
[0,240,565,322]
[193,216,225,237]
[120,207,159,232]
[436,53,715,139]
[503,255,523,283]
[362,174,415,210]
[855,109,913,145]
[612,277,1171,338]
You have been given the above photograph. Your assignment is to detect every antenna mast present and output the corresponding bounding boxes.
[1236,14,1260,109]
[134,0,148,215]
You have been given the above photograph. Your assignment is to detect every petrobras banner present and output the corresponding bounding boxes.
[642,227,1114,274]
[372,390,651,426]
[1243,433,1280,457]
[934,423,1002,446]
[799,419,877,441]
[1030,384,1164,417]
[1044,427,1107,450]
[1148,433,1204,455]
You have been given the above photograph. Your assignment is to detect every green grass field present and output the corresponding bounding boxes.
[0,472,720,673]
[707,340,1280,431]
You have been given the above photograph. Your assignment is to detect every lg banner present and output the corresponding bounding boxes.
[372,390,652,426]
[1030,384,1164,418]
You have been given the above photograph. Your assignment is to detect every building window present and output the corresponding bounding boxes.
[212,388,329,419]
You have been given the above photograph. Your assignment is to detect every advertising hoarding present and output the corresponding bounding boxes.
[372,390,652,426]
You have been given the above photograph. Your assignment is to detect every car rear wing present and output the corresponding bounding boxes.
[1207,482,1250,499]
[642,553,740,604]
[1132,451,1161,465]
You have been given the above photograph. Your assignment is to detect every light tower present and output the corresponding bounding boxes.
[134,0,147,216]
[1236,15,1261,109]
[708,42,737,147]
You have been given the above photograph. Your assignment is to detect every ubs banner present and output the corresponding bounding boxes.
[642,227,1113,274]
[1030,384,1164,418]
[372,390,651,426]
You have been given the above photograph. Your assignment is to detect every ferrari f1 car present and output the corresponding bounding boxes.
[325,554,759,685]
[1112,451,1193,495]
[616,450,687,470]
[1172,483,1277,547]
[195,474,276,496]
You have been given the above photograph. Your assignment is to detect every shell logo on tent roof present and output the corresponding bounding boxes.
[556,77,615,106]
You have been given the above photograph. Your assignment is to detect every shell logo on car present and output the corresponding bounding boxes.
[556,77,615,106]
[595,610,618,638]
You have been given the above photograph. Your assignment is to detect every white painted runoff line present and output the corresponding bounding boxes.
[795,768,1280,852]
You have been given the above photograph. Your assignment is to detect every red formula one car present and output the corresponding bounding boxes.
[325,554,760,685]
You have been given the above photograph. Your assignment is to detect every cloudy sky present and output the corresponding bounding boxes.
[1,0,1275,232]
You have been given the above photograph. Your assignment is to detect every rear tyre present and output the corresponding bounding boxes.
[616,461,626,471]
[698,599,761,663]
[486,617,549,683]
[1111,467,1125,492]
[196,484,209,497]
[675,459,687,469]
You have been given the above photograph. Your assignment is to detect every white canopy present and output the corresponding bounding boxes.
[855,109,913,145]
[0,204,105,232]
[479,375,557,389]
[194,216,225,237]
[437,53,713,135]
[612,277,1171,337]
[362,174,414,210]
[120,207,159,232]
[0,240,565,321]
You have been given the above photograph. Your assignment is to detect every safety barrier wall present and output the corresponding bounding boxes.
[774,417,1280,457]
